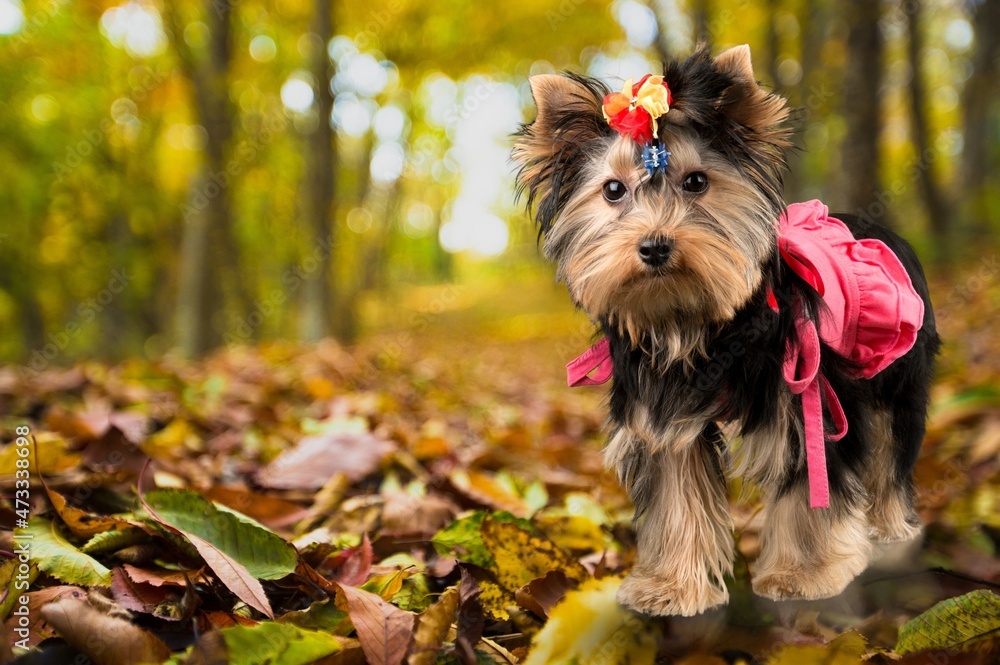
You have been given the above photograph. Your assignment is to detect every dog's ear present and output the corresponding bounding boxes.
[513,73,610,236]
[713,45,790,139]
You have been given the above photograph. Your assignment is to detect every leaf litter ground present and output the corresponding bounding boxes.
[1,270,999,664]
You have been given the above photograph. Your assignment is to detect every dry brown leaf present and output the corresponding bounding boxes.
[204,485,309,529]
[123,563,204,587]
[2,585,88,647]
[111,567,188,621]
[381,491,459,537]
[327,534,374,587]
[515,570,579,619]
[257,432,396,490]
[40,598,171,665]
[335,582,416,665]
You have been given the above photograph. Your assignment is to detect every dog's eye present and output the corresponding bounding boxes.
[602,180,627,203]
[682,172,709,193]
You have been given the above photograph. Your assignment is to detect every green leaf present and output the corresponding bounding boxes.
[278,598,350,633]
[431,510,532,567]
[896,589,1000,655]
[24,517,112,587]
[140,488,297,580]
[224,623,342,665]
[168,622,343,665]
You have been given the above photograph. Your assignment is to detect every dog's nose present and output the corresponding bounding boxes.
[638,238,673,267]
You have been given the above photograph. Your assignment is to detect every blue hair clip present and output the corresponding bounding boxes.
[642,140,670,176]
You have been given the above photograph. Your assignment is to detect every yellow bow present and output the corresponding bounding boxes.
[602,75,672,134]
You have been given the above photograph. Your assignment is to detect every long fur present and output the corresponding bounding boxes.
[512,45,940,616]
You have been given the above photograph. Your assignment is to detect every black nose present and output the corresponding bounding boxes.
[638,238,673,267]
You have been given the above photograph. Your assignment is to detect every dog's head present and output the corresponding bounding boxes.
[513,46,791,345]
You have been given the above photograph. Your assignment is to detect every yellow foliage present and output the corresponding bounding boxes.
[524,577,656,665]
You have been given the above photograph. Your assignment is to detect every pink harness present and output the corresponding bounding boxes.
[567,200,925,508]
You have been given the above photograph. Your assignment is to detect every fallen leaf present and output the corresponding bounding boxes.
[765,631,869,664]
[40,479,131,539]
[335,582,416,665]
[327,534,374,587]
[139,486,280,618]
[523,576,656,665]
[449,470,531,518]
[40,598,171,665]
[896,589,1000,655]
[1,585,87,647]
[515,570,579,619]
[381,491,458,537]
[123,563,204,587]
[204,485,309,530]
[408,586,459,665]
[257,432,396,490]
[24,517,112,587]
[111,567,188,620]
[456,567,485,661]
[480,515,589,592]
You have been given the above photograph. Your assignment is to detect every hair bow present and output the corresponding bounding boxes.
[602,74,673,175]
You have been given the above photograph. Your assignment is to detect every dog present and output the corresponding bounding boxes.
[512,45,940,616]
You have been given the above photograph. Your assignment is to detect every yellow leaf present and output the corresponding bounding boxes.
[477,578,514,621]
[524,577,656,665]
[408,587,459,665]
[450,470,531,517]
[0,432,79,476]
[481,515,588,593]
[533,514,610,552]
[765,630,869,664]
[362,570,412,601]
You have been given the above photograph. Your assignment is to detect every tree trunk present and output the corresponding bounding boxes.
[839,0,885,225]
[904,1,950,253]
[785,0,826,203]
[301,0,337,342]
[961,0,1000,237]
[169,0,235,356]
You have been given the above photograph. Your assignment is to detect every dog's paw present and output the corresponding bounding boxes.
[617,571,728,617]
[868,516,922,543]
[752,554,866,601]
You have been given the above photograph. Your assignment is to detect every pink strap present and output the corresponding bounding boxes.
[782,316,848,509]
[567,338,613,387]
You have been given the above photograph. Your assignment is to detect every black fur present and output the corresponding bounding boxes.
[602,215,940,513]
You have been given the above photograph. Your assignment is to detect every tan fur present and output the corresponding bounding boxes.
[713,45,793,152]
[731,390,802,490]
[753,483,872,600]
[549,129,776,356]
[616,436,734,616]
[865,409,923,542]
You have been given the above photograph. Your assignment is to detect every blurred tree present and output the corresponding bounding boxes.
[168,0,240,356]
[692,0,712,47]
[961,0,1000,237]
[904,0,950,255]
[839,0,885,224]
[301,0,338,342]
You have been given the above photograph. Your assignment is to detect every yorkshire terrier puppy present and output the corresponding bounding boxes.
[513,45,940,616]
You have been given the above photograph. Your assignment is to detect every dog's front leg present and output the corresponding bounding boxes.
[608,422,734,616]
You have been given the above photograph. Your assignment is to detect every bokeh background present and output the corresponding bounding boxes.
[2,3,1000,658]
[1,0,997,366]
